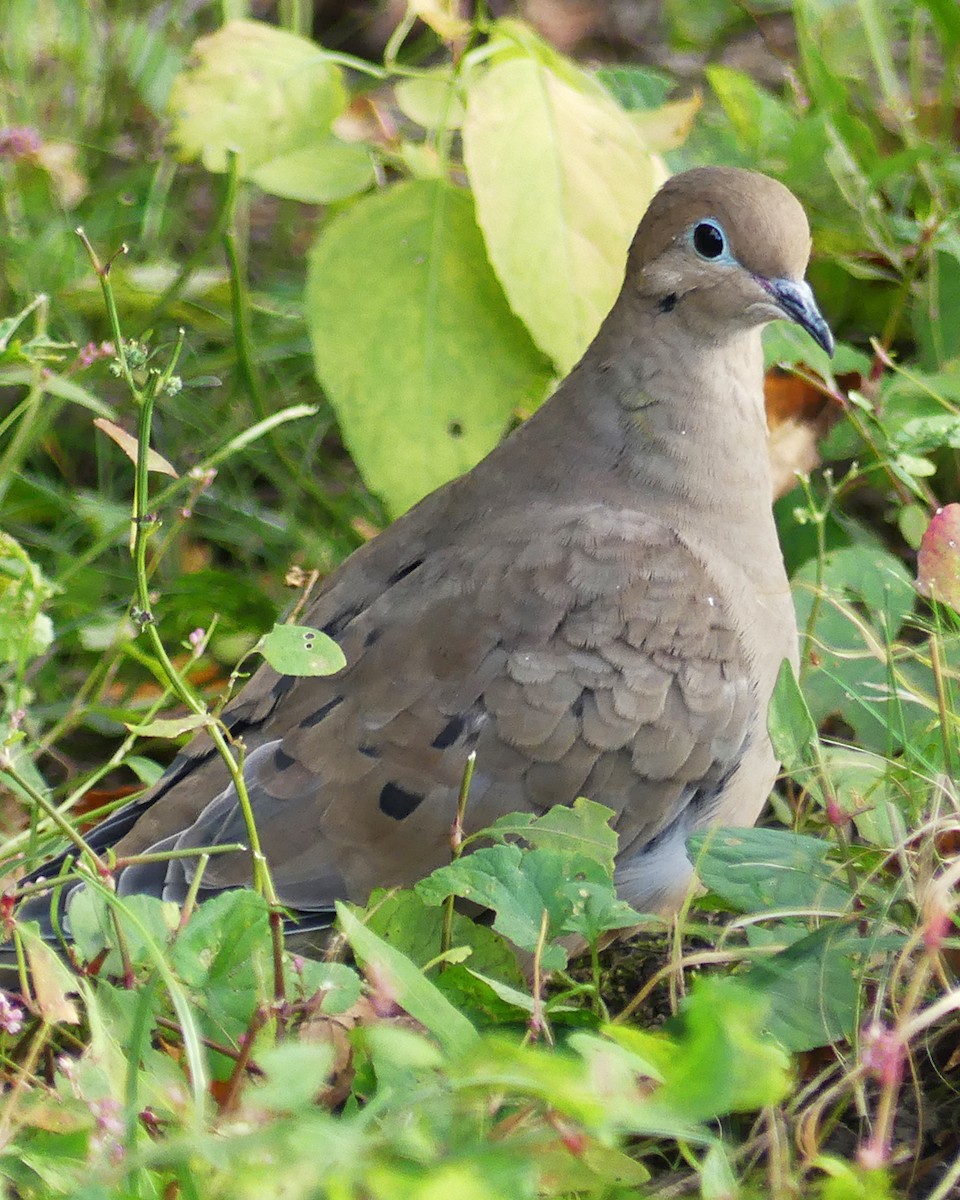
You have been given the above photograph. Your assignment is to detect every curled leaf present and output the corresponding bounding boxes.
[94,417,179,477]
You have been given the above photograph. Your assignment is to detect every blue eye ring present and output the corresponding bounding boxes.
[692,219,727,260]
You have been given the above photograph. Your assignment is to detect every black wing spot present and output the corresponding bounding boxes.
[359,744,380,759]
[323,605,361,640]
[271,674,296,701]
[300,695,344,729]
[386,558,424,587]
[364,627,381,648]
[432,714,465,749]
[658,292,678,314]
[274,746,296,771]
[379,781,424,820]
[572,692,588,719]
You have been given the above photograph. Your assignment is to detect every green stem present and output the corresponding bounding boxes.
[440,751,476,963]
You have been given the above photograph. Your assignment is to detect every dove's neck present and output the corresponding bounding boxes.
[562,309,781,582]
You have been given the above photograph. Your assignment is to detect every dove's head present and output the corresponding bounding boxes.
[629,166,833,355]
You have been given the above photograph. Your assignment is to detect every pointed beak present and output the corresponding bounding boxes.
[761,276,835,357]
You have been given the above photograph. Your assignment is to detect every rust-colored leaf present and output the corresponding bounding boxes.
[916,503,960,612]
[93,417,179,477]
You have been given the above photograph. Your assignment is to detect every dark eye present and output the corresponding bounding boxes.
[693,220,726,260]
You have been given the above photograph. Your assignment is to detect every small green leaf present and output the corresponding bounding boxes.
[123,755,166,786]
[125,713,209,738]
[259,623,346,676]
[293,960,363,1014]
[898,502,931,550]
[699,1143,738,1200]
[815,1156,896,1200]
[596,64,672,110]
[561,879,641,943]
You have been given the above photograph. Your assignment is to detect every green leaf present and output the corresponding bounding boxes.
[763,324,871,381]
[481,797,618,872]
[172,890,277,1075]
[258,622,347,676]
[815,1156,896,1200]
[125,713,209,738]
[812,746,907,847]
[250,1043,335,1113]
[68,889,180,975]
[363,888,522,983]
[306,179,551,516]
[417,845,586,970]
[293,959,363,1014]
[648,976,792,1120]
[561,880,641,943]
[744,924,872,1051]
[394,70,465,130]
[768,658,821,776]
[168,19,346,177]
[123,754,165,786]
[913,247,960,369]
[336,902,480,1052]
[699,1143,738,1200]
[688,826,853,913]
[463,50,663,371]
[596,64,672,110]
[893,414,960,454]
[707,66,798,164]
[793,545,919,750]
[0,532,57,663]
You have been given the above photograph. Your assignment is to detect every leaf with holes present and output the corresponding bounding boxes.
[259,623,346,676]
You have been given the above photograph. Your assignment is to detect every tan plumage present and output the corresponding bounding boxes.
[40,168,834,925]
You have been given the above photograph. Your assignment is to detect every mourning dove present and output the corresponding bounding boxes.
[26,167,833,932]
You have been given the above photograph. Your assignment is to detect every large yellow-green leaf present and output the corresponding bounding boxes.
[306,180,552,516]
[168,19,353,196]
[463,53,665,372]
